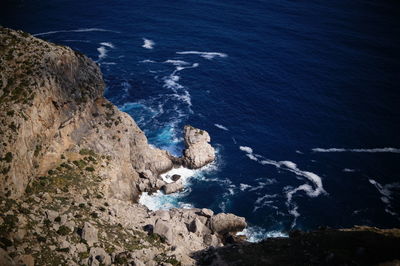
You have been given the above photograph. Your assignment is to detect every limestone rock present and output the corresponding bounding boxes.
[81,222,98,246]
[162,180,184,194]
[89,247,111,266]
[210,213,247,235]
[153,219,174,244]
[200,208,214,218]
[182,125,215,169]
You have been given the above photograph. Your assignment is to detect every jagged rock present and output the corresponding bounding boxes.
[171,175,181,181]
[188,218,211,236]
[182,125,216,169]
[153,219,174,244]
[45,210,59,222]
[200,208,214,218]
[89,247,111,266]
[162,180,184,194]
[210,213,247,235]
[81,222,98,246]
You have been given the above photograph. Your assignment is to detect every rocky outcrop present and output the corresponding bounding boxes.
[210,213,247,235]
[162,180,184,194]
[182,125,216,169]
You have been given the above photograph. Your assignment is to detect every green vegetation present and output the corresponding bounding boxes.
[57,226,71,236]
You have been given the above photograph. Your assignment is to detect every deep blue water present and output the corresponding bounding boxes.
[2,0,400,239]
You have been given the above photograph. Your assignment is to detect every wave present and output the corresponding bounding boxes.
[214,124,229,131]
[176,51,228,60]
[239,146,327,227]
[369,179,400,219]
[164,60,190,66]
[33,28,119,37]
[100,42,115,48]
[312,147,400,153]
[237,226,288,243]
[97,46,108,60]
[142,38,155,49]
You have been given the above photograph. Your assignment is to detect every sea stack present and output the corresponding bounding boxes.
[182,125,216,169]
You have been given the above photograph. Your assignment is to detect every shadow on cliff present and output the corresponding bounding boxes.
[192,227,400,266]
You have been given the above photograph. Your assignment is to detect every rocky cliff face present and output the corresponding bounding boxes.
[0,26,245,265]
[0,26,175,201]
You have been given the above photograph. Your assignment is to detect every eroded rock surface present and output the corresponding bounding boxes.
[182,125,216,169]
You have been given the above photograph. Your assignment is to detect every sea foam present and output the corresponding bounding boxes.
[142,38,155,49]
[33,28,119,37]
[176,51,228,60]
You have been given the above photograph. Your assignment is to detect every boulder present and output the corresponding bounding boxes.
[81,222,98,246]
[182,125,216,169]
[162,180,184,194]
[210,213,247,235]
[153,219,174,244]
[200,208,214,218]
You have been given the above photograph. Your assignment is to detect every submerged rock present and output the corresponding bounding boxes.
[182,125,216,169]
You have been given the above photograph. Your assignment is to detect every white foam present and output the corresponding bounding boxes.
[164,60,190,66]
[240,183,251,191]
[97,46,107,60]
[142,38,155,49]
[239,146,253,154]
[214,124,229,131]
[239,146,327,227]
[312,147,400,153]
[237,226,288,243]
[343,168,356,172]
[100,42,115,48]
[176,51,228,60]
[160,166,196,184]
[33,28,119,37]
[369,179,400,219]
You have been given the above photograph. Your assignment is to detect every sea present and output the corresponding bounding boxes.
[1,0,399,242]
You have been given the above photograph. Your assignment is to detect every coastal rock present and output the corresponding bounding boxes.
[210,213,247,235]
[171,174,181,181]
[162,180,184,194]
[182,125,215,169]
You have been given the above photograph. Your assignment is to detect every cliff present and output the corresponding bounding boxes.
[1,26,399,266]
[0,26,246,265]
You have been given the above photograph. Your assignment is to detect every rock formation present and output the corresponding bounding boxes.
[182,125,216,169]
[0,26,245,265]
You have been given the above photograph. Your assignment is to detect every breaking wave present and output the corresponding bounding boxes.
[237,226,288,242]
[176,51,228,60]
[239,146,327,227]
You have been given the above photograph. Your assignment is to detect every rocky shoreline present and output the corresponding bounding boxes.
[0,26,247,265]
[1,26,400,266]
